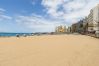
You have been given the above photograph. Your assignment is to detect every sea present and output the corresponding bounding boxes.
[0,33,32,37]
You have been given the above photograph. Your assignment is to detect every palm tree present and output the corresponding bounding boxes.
[84,23,88,34]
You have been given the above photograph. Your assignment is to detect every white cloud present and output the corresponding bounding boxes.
[42,0,64,17]
[0,8,12,21]
[0,8,5,13]
[0,15,12,20]
[42,0,99,23]
[15,14,65,32]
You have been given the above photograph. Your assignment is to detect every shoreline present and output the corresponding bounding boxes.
[0,33,98,39]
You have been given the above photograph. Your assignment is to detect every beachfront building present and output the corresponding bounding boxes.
[55,25,67,33]
[87,9,94,32]
[93,4,99,37]
[71,20,84,33]
[87,4,99,33]
[93,4,99,30]
[67,4,99,37]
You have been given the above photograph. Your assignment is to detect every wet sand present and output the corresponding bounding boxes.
[0,34,99,66]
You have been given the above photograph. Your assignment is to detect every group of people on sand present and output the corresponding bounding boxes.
[16,34,27,37]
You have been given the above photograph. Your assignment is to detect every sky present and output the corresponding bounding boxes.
[0,0,99,33]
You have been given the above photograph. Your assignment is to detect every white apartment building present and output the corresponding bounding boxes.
[93,4,99,32]
[87,4,99,32]
[87,9,94,32]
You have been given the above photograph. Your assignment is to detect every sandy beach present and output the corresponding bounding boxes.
[0,34,99,66]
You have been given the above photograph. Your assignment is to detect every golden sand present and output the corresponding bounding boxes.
[0,35,99,66]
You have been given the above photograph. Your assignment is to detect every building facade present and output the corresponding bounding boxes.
[55,25,67,33]
[71,20,84,33]
[87,4,99,32]
[93,4,99,33]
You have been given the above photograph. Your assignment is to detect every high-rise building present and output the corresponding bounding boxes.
[87,4,99,32]
[93,4,99,34]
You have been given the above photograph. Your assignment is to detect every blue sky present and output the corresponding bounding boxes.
[0,0,99,33]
